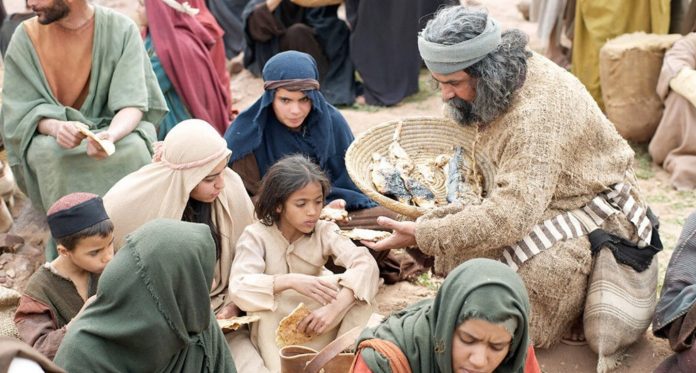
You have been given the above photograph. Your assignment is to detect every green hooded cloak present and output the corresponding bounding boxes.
[53,219,236,373]
[0,5,167,213]
[357,258,530,373]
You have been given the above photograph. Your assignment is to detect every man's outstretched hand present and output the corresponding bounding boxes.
[361,216,417,251]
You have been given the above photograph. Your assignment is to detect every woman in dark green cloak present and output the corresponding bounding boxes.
[53,219,236,372]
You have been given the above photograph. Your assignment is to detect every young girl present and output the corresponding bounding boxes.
[229,154,379,372]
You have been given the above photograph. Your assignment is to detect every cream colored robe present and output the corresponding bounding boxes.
[230,220,378,373]
[415,54,647,348]
[649,33,696,190]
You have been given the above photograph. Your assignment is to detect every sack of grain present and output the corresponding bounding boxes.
[599,32,682,142]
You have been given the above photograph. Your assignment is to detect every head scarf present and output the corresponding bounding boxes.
[224,51,345,169]
[145,0,231,135]
[103,119,255,311]
[53,219,236,372]
[357,258,530,373]
[418,8,502,74]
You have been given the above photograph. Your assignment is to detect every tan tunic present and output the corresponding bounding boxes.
[24,15,94,109]
[230,220,378,372]
[649,33,696,190]
[415,53,645,347]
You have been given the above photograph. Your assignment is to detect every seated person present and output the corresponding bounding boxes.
[53,219,236,372]
[0,337,65,373]
[225,51,427,282]
[344,0,455,106]
[352,258,541,373]
[649,32,696,190]
[103,119,266,372]
[0,0,167,219]
[14,193,114,360]
[653,210,696,373]
[229,155,379,372]
[207,0,248,60]
[141,0,233,139]
[241,0,355,105]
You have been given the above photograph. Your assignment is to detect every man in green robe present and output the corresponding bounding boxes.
[0,0,167,217]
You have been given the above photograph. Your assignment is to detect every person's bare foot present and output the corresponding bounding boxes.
[561,319,587,346]
[355,95,366,105]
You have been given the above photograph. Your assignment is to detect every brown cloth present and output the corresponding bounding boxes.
[23,15,94,109]
[649,33,696,190]
[0,337,65,373]
[352,339,411,373]
[14,265,98,360]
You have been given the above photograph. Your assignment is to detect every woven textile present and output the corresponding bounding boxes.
[0,286,20,338]
[501,183,652,270]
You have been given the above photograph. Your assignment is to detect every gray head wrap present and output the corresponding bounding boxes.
[418,15,502,74]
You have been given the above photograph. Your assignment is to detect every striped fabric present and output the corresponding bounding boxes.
[501,183,653,271]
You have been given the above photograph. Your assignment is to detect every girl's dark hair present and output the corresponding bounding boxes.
[255,155,330,226]
[182,199,222,260]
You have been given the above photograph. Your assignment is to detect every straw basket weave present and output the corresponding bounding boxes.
[290,0,343,8]
[345,117,495,219]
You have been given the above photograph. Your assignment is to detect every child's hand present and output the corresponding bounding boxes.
[216,303,241,319]
[289,274,338,306]
[297,304,340,336]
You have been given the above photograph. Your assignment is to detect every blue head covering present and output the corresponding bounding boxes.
[225,51,374,210]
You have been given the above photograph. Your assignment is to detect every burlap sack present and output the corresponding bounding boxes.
[584,247,658,373]
[599,32,682,142]
[0,286,20,338]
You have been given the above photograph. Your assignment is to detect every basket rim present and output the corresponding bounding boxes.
[346,116,494,218]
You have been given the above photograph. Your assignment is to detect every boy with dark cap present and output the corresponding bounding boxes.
[14,192,114,360]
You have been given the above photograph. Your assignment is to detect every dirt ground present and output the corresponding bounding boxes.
[1,0,694,371]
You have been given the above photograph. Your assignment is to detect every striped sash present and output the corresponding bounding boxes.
[501,183,653,271]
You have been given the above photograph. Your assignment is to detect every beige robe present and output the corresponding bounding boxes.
[415,54,646,348]
[649,33,696,190]
[230,220,378,372]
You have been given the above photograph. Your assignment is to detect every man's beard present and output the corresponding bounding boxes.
[35,0,70,25]
[446,97,480,126]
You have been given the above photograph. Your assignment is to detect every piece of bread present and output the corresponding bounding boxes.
[275,303,314,347]
[217,315,260,333]
[71,122,116,156]
[338,228,391,242]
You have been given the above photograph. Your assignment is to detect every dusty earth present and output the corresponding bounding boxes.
[1,0,694,372]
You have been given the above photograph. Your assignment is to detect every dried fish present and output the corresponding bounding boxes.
[388,122,415,175]
[371,153,412,205]
[403,177,436,208]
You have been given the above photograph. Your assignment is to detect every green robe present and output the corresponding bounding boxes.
[53,219,236,372]
[357,258,531,373]
[0,6,167,214]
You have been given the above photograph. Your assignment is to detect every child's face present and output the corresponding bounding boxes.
[272,88,312,130]
[451,319,512,373]
[277,181,323,240]
[61,233,115,274]
[190,159,227,203]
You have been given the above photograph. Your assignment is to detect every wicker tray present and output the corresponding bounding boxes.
[345,117,495,218]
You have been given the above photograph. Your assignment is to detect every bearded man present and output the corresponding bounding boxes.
[364,5,661,348]
[1,0,167,222]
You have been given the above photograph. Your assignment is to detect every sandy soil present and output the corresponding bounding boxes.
[1,0,693,371]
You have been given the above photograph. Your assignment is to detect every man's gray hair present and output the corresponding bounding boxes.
[422,6,531,125]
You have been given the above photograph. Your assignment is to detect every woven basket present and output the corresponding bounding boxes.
[345,117,495,218]
[290,0,343,8]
